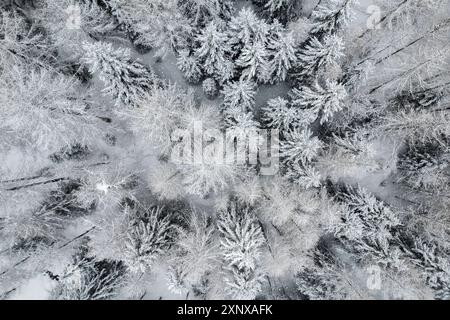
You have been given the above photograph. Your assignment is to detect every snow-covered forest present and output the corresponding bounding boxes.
[0,0,449,300]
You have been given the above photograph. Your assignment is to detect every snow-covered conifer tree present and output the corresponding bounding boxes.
[228,7,270,51]
[51,241,126,300]
[405,238,450,300]
[0,10,48,69]
[222,79,257,112]
[310,0,357,36]
[177,49,203,84]
[195,21,230,76]
[82,41,156,107]
[253,0,302,25]
[37,0,116,58]
[293,34,345,82]
[397,139,449,191]
[217,202,265,271]
[330,185,404,269]
[291,80,348,124]
[225,266,265,300]
[168,210,218,292]
[236,40,271,83]
[263,97,302,130]
[0,66,100,153]
[280,128,324,164]
[268,30,297,82]
[178,0,234,26]
[218,201,266,299]
[123,206,174,273]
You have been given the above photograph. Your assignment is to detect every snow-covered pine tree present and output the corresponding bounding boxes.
[114,0,193,58]
[284,161,322,189]
[0,66,100,153]
[217,202,265,272]
[262,97,301,130]
[82,41,156,107]
[227,7,270,53]
[37,0,116,58]
[252,0,302,25]
[280,128,323,186]
[0,10,48,69]
[178,0,235,26]
[268,29,297,83]
[296,247,347,300]
[217,201,266,299]
[105,0,186,45]
[330,185,405,270]
[280,128,324,164]
[224,266,266,300]
[51,240,126,300]
[168,210,218,292]
[105,0,155,34]
[236,40,271,83]
[292,34,345,83]
[227,7,299,84]
[404,238,450,300]
[177,49,203,84]
[310,0,357,37]
[195,20,230,77]
[224,110,260,138]
[222,79,257,113]
[397,138,449,191]
[290,79,348,124]
[123,206,174,273]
